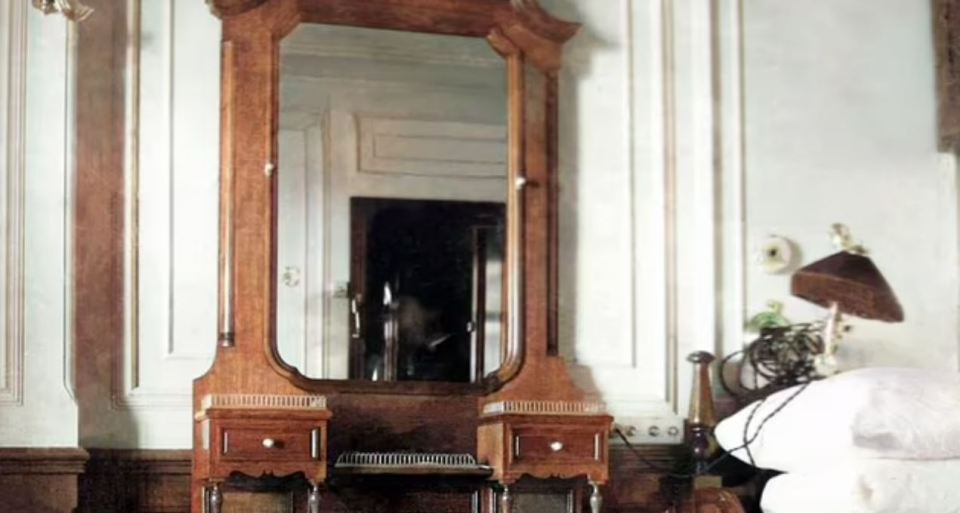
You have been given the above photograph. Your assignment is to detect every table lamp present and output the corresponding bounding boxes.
[790,225,904,373]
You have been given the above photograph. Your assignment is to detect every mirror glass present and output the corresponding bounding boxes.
[277,24,508,383]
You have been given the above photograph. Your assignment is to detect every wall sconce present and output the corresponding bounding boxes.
[31,0,93,22]
[790,224,904,372]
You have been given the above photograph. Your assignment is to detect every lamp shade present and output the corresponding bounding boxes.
[790,251,904,322]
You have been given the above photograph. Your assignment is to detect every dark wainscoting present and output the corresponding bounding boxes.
[0,446,681,513]
[0,448,89,513]
[78,450,192,513]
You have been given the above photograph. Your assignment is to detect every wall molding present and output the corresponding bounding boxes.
[115,0,219,411]
[657,0,679,415]
[117,0,151,409]
[357,115,507,179]
[277,119,324,377]
[0,448,89,475]
[568,0,677,419]
[0,448,87,513]
[0,0,28,407]
[63,13,80,403]
[716,0,748,364]
[668,0,748,417]
[565,0,681,420]
[575,0,747,421]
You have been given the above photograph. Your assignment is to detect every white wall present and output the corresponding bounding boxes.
[550,0,959,444]
[742,0,959,371]
[62,0,960,449]
[546,0,734,441]
[0,2,78,447]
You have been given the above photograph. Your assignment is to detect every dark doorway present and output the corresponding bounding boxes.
[349,198,505,383]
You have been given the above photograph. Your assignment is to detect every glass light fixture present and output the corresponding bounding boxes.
[30,0,93,22]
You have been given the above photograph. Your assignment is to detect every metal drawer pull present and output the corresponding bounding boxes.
[262,438,277,449]
[549,441,564,452]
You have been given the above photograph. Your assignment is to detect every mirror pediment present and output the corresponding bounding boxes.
[208,0,579,50]
[205,0,268,18]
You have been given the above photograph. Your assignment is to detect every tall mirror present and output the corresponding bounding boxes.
[276,25,508,383]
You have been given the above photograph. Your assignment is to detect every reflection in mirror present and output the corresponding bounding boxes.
[277,25,507,383]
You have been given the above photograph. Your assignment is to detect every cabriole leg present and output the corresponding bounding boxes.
[499,484,512,513]
[589,479,602,513]
[308,483,322,513]
[207,483,223,513]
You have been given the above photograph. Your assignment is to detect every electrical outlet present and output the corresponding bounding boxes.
[611,416,684,445]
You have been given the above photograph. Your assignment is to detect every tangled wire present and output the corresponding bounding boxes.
[720,323,824,402]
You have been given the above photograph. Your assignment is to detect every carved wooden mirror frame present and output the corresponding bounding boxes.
[193,5,613,512]
[203,0,580,396]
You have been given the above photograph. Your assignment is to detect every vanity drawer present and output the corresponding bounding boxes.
[218,423,323,462]
[511,427,602,465]
[198,405,331,482]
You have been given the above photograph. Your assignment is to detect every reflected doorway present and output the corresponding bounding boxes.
[349,198,505,383]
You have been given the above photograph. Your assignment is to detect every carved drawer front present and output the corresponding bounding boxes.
[218,423,323,462]
[511,427,602,465]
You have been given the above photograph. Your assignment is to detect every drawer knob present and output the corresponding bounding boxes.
[262,438,277,449]
[549,441,564,452]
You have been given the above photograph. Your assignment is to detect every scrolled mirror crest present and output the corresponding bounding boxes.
[509,0,580,42]
[206,0,269,18]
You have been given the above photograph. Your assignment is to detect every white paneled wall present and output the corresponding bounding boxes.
[550,0,958,443]
[122,0,220,403]
[0,3,78,447]
[555,0,678,426]
[80,0,221,448]
[82,0,958,449]
[552,0,743,439]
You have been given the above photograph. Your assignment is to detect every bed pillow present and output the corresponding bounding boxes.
[761,460,960,513]
[714,367,960,471]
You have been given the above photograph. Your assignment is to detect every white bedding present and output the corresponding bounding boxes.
[761,460,960,513]
[715,367,960,471]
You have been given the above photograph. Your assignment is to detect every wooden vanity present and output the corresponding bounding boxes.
[192,0,612,512]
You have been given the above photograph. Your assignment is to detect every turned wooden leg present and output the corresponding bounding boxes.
[308,483,322,513]
[588,480,602,513]
[499,485,512,513]
[207,483,223,513]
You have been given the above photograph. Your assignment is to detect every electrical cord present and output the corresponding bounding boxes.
[719,324,822,401]
[613,381,811,479]
[614,328,818,511]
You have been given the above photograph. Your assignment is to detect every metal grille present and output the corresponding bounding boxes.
[335,452,479,468]
[201,394,328,411]
[481,400,606,416]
